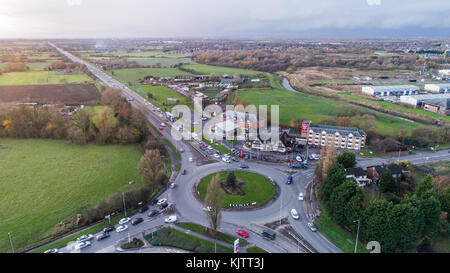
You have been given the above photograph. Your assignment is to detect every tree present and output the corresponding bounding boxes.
[379,170,396,193]
[320,163,347,203]
[438,187,450,221]
[226,172,236,189]
[337,150,356,168]
[328,180,363,226]
[139,149,165,194]
[416,174,434,198]
[93,106,118,143]
[68,108,94,144]
[316,145,338,183]
[205,174,224,235]
[411,190,441,240]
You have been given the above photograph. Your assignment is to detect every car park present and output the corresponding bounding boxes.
[131,217,144,225]
[76,234,93,242]
[118,217,131,225]
[139,206,149,213]
[236,229,249,238]
[116,225,128,233]
[75,241,91,250]
[96,232,110,241]
[148,210,159,217]
[290,209,300,220]
[298,193,304,201]
[164,215,177,223]
[308,222,317,232]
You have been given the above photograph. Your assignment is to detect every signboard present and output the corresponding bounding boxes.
[301,123,309,134]
[234,239,239,253]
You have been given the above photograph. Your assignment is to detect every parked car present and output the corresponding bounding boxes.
[75,241,91,250]
[103,225,115,233]
[139,206,149,213]
[296,156,303,162]
[76,234,93,242]
[291,209,300,220]
[131,217,144,225]
[298,193,304,201]
[188,157,193,162]
[147,210,158,217]
[118,217,131,225]
[181,169,187,175]
[96,232,110,241]
[116,225,128,233]
[170,183,177,189]
[160,123,166,127]
[308,222,317,232]
[222,157,231,163]
[160,202,169,209]
[44,248,59,253]
[164,215,177,223]
[240,164,249,169]
[151,199,159,205]
[214,153,221,158]
[232,157,239,162]
[159,127,164,131]
[236,229,249,238]
[157,199,168,206]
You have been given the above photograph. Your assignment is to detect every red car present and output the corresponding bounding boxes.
[311,145,317,148]
[159,127,164,131]
[236,229,249,238]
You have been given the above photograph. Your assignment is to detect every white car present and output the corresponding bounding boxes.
[214,153,221,158]
[188,157,193,162]
[157,199,168,206]
[202,206,212,212]
[170,183,177,189]
[290,209,300,220]
[44,248,59,253]
[308,222,317,232]
[116,225,128,233]
[76,234,93,242]
[164,215,177,223]
[118,217,131,225]
[222,157,231,163]
[296,156,303,162]
[160,123,166,127]
[298,193,304,201]
[75,241,91,250]
[207,146,213,150]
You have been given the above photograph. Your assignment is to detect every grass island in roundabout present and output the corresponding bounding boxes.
[197,171,277,209]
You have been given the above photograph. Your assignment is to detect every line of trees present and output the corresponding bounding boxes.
[316,148,449,252]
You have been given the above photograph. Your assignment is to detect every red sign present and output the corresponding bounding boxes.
[301,124,309,133]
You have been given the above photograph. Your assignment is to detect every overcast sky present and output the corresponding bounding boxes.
[0,0,449,39]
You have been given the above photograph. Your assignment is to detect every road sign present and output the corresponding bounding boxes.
[234,239,239,253]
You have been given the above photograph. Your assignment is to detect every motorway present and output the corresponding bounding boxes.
[49,43,450,254]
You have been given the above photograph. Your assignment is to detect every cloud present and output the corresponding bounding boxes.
[67,0,82,6]
[367,0,381,5]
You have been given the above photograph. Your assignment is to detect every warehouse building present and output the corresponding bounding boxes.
[422,98,449,116]
[302,121,367,151]
[362,85,420,97]
[399,93,450,107]
[424,83,450,93]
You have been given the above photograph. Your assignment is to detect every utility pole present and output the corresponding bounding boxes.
[353,220,361,253]
[8,232,14,253]
[122,192,127,217]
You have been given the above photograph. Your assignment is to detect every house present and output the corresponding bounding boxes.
[366,163,403,184]
[346,167,372,187]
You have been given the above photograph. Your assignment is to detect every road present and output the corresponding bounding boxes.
[48,43,450,254]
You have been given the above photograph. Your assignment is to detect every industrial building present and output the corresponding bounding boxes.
[399,93,450,107]
[361,85,420,97]
[424,83,450,93]
[302,121,367,151]
[422,98,449,116]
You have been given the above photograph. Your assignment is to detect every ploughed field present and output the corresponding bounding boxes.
[0,139,145,252]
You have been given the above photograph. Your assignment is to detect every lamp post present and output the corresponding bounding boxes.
[8,232,14,253]
[353,220,360,253]
[122,192,127,217]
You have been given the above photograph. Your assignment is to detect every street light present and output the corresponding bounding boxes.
[353,220,361,253]
[8,232,14,253]
[122,192,127,217]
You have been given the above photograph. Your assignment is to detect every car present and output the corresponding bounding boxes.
[44,248,59,253]
[231,148,237,154]
[290,209,300,220]
[200,146,207,151]
[157,199,168,206]
[203,206,212,212]
[222,157,231,163]
[118,217,131,225]
[296,156,303,162]
[214,153,221,158]
[240,164,249,169]
[207,145,213,150]
[286,176,293,184]
[236,229,249,238]
[164,215,177,223]
[139,206,149,213]
[181,169,187,175]
[298,193,304,201]
[103,225,115,233]
[131,217,144,225]
[147,210,159,217]
[75,241,91,250]
[76,234,93,242]
[308,222,317,232]
[160,123,166,127]
[159,127,164,131]
[311,145,317,148]
[151,199,159,205]
[96,232,110,241]
[116,225,128,233]
[170,183,177,189]
[160,202,169,209]
[232,157,239,162]
[207,150,214,155]
[243,154,250,159]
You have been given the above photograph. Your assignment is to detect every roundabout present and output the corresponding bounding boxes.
[196,171,278,210]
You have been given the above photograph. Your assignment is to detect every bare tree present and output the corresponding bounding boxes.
[204,174,224,236]
[139,149,165,194]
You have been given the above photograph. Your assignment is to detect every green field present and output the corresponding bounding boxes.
[197,171,276,208]
[181,63,262,76]
[107,68,193,83]
[135,84,191,110]
[176,222,248,247]
[0,71,92,85]
[128,57,192,67]
[0,139,145,252]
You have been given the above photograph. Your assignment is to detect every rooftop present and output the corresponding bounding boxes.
[422,98,450,108]
[309,124,366,138]
[367,85,420,91]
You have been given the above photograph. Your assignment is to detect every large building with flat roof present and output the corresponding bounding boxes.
[424,83,450,93]
[422,98,449,116]
[399,93,450,107]
[362,85,420,97]
[303,121,366,151]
